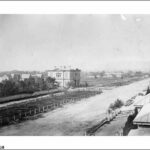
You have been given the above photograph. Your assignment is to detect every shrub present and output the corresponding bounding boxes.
[79,81,89,87]
[109,99,124,110]
[67,81,76,88]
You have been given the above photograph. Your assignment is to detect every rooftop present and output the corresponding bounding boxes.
[133,103,150,125]
[134,93,150,108]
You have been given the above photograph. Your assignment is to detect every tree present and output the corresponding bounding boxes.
[19,81,26,92]
[0,75,57,97]
[109,99,124,110]
[44,77,57,90]
[99,71,105,78]
[85,81,88,87]
[1,80,19,96]
[67,81,76,88]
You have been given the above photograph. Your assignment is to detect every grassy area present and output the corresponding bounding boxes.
[81,76,147,87]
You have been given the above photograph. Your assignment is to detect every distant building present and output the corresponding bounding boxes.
[103,72,113,78]
[47,67,81,88]
[103,72,123,78]
[114,72,123,78]
[11,73,15,78]
[96,75,101,78]
[21,74,31,81]
[31,73,43,83]
[0,75,9,82]
[31,73,42,78]
[87,75,95,79]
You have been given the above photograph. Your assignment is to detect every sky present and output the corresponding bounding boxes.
[0,14,150,72]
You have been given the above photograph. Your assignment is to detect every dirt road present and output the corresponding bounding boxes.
[0,78,149,136]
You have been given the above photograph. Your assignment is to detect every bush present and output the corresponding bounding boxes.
[79,81,89,87]
[109,99,124,110]
[67,81,76,88]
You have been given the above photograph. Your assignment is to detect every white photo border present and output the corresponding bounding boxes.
[0,1,150,149]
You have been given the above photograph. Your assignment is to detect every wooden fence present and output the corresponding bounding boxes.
[0,91,102,127]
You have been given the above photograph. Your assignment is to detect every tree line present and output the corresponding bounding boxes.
[0,76,58,97]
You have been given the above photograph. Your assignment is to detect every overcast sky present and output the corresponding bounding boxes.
[0,14,150,72]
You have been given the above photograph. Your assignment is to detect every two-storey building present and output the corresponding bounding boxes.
[47,67,81,88]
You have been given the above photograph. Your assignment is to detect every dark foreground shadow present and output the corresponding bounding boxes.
[123,108,138,136]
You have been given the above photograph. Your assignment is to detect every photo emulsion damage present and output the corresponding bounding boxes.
[0,14,150,136]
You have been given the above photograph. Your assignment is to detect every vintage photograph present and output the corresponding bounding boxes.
[0,14,150,136]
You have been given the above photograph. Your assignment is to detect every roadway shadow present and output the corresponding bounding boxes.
[123,108,138,136]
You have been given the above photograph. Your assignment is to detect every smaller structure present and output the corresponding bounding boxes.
[133,93,150,126]
[11,73,15,78]
[0,75,9,82]
[103,72,113,78]
[134,93,150,110]
[87,75,95,79]
[21,74,31,81]
[133,103,150,125]
[114,72,123,78]
[31,73,42,78]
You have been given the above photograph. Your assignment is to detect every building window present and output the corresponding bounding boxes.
[56,73,61,78]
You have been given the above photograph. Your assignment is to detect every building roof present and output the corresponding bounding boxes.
[134,93,150,108]
[128,127,150,136]
[133,103,150,125]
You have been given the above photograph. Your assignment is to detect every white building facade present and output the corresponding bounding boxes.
[47,68,81,88]
[0,75,9,83]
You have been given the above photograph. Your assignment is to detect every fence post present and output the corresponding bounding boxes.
[44,106,47,112]
[57,103,59,107]
[53,103,55,109]
[13,115,16,121]
[34,109,36,115]
[30,110,32,115]
[19,112,22,119]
